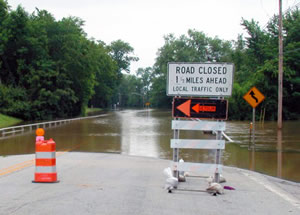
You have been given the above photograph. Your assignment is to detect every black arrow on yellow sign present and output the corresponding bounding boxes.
[249,90,258,103]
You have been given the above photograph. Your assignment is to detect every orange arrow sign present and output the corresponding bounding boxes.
[192,104,217,113]
[176,99,191,117]
[192,103,200,113]
[173,98,227,119]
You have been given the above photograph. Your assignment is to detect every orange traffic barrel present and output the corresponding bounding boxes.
[33,138,58,183]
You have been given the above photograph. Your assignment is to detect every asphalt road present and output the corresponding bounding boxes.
[0,152,300,215]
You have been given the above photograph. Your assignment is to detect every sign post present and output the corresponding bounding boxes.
[243,86,265,146]
[173,119,179,178]
[215,123,222,183]
[252,108,255,147]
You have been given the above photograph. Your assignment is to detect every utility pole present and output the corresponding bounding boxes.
[278,0,283,129]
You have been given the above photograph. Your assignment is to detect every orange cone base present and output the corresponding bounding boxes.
[33,173,58,183]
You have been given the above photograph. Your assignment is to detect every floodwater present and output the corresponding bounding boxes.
[1,109,300,182]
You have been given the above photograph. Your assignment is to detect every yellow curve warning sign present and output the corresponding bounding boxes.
[243,86,265,108]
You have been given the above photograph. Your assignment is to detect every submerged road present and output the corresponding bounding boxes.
[0,152,300,215]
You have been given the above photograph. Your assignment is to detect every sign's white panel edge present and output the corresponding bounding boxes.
[171,162,223,174]
[171,120,226,131]
[170,139,225,149]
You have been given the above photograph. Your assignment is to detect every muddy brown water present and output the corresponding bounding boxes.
[1,109,299,182]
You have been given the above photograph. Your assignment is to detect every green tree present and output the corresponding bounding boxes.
[236,9,300,120]
[118,74,143,107]
[282,9,300,118]
[108,40,139,80]
[136,67,152,103]
[108,40,139,106]
[89,41,118,108]
[0,3,112,119]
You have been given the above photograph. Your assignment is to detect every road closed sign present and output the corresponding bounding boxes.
[167,63,234,97]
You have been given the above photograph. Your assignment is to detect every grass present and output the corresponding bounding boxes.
[86,108,103,114]
[0,114,22,128]
[0,109,102,128]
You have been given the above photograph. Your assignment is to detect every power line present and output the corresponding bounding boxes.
[260,0,271,20]
[261,1,300,31]
[283,47,300,54]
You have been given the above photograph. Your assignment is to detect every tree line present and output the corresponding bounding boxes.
[1,0,299,121]
[0,1,137,120]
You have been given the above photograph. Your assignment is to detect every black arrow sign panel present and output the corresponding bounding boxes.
[172,98,228,120]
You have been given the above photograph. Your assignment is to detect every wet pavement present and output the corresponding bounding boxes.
[0,152,300,215]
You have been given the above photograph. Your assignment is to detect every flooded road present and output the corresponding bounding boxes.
[1,109,300,182]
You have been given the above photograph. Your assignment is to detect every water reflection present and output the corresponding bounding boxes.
[249,145,255,171]
[227,121,300,181]
[118,109,160,158]
[277,129,282,178]
[246,129,283,179]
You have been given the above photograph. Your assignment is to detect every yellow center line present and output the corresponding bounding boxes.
[0,159,34,173]
[0,160,35,176]
[0,144,81,177]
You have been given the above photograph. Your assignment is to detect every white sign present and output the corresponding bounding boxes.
[171,120,226,131]
[170,139,225,149]
[172,162,223,175]
[167,62,234,97]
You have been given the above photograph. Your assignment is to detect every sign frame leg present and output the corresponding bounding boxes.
[214,126,222,183]
[173,118,180,178]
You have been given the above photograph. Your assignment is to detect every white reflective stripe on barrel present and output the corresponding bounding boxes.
[35,152,56,159]
[171,139,225,149]
[172,120,226,131]
[35,166,56,173]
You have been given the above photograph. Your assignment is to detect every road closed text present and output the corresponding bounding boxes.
[168,63,234,96]
[175,65,228,75]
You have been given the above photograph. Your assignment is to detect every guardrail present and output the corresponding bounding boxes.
[0,114,106,139]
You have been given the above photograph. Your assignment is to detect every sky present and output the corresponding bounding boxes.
[7,0,300,73]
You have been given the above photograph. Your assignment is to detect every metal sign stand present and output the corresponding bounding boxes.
[171,118,226,186]
[215,97,224,183]
[173,117,179,178]
[167,62,234,191]
[214,122,222,183]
